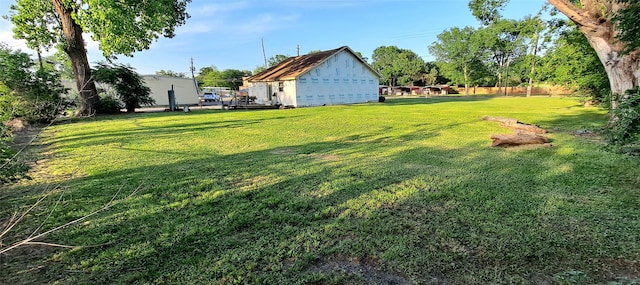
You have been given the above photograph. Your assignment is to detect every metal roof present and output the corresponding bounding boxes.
[247,46,381,82]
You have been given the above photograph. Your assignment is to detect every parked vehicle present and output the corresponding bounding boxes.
[202,91,220,102]
[201,87,221,104]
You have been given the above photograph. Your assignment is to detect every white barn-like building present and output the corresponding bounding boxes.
[246,46,381,107]
[62,75,200,107]
[142,75,200,106]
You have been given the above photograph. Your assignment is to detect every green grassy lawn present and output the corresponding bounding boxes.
[1,97,639,284]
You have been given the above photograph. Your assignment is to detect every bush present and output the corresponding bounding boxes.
[606,87,640,153]
[378,96,386,102]
[0,46,69,123]
[93,62,154,113]
[94,94,123,114]
[0,45,68,183]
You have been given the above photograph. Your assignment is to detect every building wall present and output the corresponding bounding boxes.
[279,80,297,106]
[143,76,199,106]
[248,81,293,106]
[294,50,379,107]
[62,76,200,106]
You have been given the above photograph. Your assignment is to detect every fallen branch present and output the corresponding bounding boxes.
[482,116,547,134]
[0,187,121,255]
[483,116,551,148]
[0,171,151,255]
[490,131,550,147]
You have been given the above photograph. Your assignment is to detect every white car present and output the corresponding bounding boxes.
[202,91,220,103]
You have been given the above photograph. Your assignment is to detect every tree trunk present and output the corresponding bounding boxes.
[496,67,503,96]
[585,35,640,109]
[504,58,511,96]
[548,0,640,110]
[527,27,540,97]
[52,0,99,117]
[463,64,470,96]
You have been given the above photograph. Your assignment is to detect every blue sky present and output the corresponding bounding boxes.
[0,0,548,75]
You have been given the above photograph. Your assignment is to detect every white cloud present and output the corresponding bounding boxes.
[233,13,300,35]
[0,22,30,51]
[177,23,216,34]
[189,1,250,17]
[176,0,301,40]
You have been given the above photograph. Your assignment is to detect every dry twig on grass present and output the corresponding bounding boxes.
[0,171,151,255]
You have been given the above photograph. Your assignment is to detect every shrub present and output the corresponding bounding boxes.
[93,62,154,113]
[94,94,123,114]
[0,46,69,123]
[606,87,640,153]
[378,96,386,102]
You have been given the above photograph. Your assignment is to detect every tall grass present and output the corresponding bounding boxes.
[1,97,638,284]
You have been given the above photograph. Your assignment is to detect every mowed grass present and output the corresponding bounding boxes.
[1,97,639,284]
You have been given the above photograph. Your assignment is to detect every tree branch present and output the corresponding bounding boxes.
[1,166,154,255]
[548,0,605,35]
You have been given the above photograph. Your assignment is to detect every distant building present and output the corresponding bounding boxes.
[246,46,381,107]
[62,75,200,107]
[142,75,199,106]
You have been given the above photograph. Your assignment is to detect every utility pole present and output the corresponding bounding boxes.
[262,38,268,67]
[190,57,200,96]
[296,44,300,56]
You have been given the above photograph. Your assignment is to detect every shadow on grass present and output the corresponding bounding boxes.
[2,118,639,284]
[46,113,308,150]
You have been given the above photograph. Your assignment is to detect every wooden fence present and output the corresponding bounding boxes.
[459,86,572,95]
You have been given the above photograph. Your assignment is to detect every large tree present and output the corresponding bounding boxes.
[553,0,639,108]
[7,0,190,116]
[478,19,527,96]
[197,67,251,90]
[371,46,427,86]
[429,27,485,95]
[538,25,609,101]
[470,0,640,109]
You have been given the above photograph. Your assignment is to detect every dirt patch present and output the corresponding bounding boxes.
[593,258,640,282]
[270,147,297,156]
[1,118,51,183]
[4,119,45,150]
[571,129,604,143]
[310,153,342,162]
[305,256,411,285]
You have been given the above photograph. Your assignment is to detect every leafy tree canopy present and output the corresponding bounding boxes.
[0,43,68,122]
[8,0,191,59]
[371,46,426,86]
[468,0,509,25]
[156,70,187,78]
[268,54,290,68]
[197,68,251,90]
[429,26,486,91]
[538,24,609,102]
[613,0,640,54]
[6,0,191,116]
